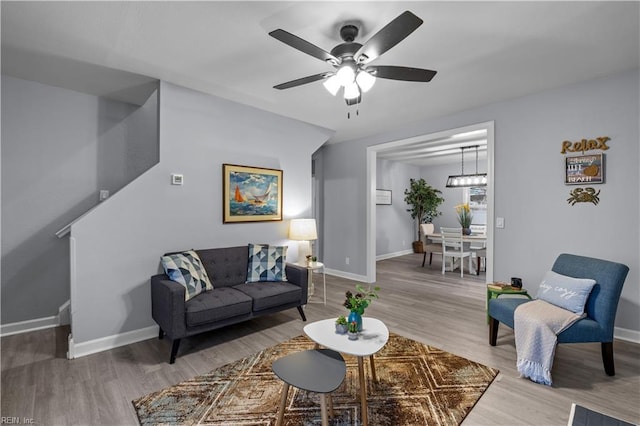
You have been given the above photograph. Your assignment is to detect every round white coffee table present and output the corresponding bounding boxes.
[303,317,389,426]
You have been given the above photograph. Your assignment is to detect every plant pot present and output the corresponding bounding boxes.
[463,228,472,235]
[335,324,348,334]
[348,331,359,340]
[412,240,424,253]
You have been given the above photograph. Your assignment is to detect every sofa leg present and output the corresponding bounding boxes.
[489,317,499,346]
[159,328,165,340]
[296,306,307,322]
[601,342,615,376]
[170,339,181,364]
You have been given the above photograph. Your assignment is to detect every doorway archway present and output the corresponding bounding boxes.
[365,121,495,283]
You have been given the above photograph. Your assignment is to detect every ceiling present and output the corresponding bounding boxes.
[2,1,639,161]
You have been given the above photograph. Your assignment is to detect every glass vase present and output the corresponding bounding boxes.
[348,311,363,332]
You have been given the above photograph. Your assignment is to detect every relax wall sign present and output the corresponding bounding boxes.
[560,136,610,154]
[562,136,609,206]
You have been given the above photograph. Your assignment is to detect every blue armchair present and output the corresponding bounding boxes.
[488,253,629,376]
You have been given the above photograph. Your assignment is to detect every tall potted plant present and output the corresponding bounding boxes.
[403,178,445,253]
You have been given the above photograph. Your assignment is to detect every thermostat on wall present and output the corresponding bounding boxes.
[171,174,184,185]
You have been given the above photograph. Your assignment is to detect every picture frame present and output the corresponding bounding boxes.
[376,189,392,205]
[223,164,283,223]
[565,154,605,185]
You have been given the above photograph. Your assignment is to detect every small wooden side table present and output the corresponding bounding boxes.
[486,284,532,323]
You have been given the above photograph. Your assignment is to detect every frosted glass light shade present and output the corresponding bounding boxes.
[356,71,376,92]
[323,75,341,96]
[336,65,356,86]
[343,82,360,100]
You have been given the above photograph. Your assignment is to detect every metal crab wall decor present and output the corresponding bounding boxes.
[567,187,600,205]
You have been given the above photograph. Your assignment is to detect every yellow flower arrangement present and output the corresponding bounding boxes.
[455,203,473,228]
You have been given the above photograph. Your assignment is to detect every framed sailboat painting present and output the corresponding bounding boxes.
[223,164,283,223]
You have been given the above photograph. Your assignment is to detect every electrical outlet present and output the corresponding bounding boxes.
[402,240,406,246]
[99,190,109,201]
[345,257,350,265]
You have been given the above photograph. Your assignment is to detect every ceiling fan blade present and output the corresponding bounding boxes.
[269,29,339,64]
[273,72,332,90]
[355,11,423,63]
[368,65,437,82]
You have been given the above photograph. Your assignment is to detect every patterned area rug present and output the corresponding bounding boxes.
[133,333,498,425]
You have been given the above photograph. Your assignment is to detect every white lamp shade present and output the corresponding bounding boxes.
[323,75,341,96]
[289,218,318,241]
[336,65,355,86]
[343,82,360,100]
[356,70,376,92]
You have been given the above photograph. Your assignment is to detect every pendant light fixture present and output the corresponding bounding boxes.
[446,145,487,187]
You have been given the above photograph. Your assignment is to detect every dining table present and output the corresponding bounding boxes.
[427,232,487,274]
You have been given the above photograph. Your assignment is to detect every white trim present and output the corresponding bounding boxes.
[614,326,640,344]
[324,268,368,283]
[58,300,71,326]
[376,249,414,261]
[366,121,495,284]
[67,325,158,359]
[0,315,59,337]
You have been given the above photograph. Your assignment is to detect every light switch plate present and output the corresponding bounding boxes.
[496,217,505,229]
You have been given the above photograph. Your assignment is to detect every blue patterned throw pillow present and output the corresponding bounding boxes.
[246,243,288,282]
[536,270,596,315]
[161,250,213,301]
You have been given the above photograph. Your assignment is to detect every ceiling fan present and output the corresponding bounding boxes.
[269,11,437,105]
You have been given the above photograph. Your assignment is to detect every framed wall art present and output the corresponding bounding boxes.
[565,154,605,185]
[376,189,392,205]
[223,164,283,223]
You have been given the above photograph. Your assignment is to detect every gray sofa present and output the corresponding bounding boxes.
[151,245,309,363]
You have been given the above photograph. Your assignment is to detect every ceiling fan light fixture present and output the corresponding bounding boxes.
[323,75,341,96]
[336,64,356,86]
[356,70,376,92]
[343,82,360,100]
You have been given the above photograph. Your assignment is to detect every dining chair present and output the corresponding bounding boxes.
[440,227,472,277]
[469,225,487,275]
[420,223,442,267]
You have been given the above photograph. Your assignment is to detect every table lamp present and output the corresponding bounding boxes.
[289,218,318,265]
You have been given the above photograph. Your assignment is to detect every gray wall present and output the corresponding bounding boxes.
[69,81,333,343]
[1,75,158,324]
[375,158,419,255]
[317,68,639,333]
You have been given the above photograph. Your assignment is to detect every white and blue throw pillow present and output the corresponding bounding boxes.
[246,243,288,282]
[161,250,213,301]
[535,270,596,315]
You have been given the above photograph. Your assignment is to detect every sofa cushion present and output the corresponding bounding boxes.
[161,250,213,301]
[196,246,248,288]
[185,287,253,327]
[246,243,288,282]
[536,270,596,315]
[233,282,301,311]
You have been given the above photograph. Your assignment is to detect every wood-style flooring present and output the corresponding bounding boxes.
[2,254,639,425]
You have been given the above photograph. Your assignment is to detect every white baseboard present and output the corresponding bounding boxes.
[376,249,414,261]
[614,326,640,344]
[1,300,72,337]
[58,300,71,326]
[67,325,158,359]
[1,315,59,337]
[324,268,369,283]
